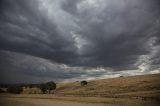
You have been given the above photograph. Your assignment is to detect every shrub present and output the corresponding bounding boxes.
[29,84,34,88]
[46,81,56,93]
[0,88,5,93]
[80,81,88,86]
[39,83,47,94]
[39,81,56,94]
[7,86,23,94]
[46,81,56,90]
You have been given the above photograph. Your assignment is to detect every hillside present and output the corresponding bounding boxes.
[56,73,160,98]
[1,73,160,106]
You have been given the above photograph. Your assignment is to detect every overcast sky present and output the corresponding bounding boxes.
[0,0,160,84]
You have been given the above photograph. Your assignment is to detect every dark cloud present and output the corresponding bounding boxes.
[61,0,160,68]
[0,0,160,83]
[0,50,112,83]
[61,0,82,15]
[0,0,79,65]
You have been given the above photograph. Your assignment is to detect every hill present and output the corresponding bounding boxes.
[56,73,160,98]
[1,73,160,106]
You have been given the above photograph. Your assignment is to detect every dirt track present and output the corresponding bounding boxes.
[0,94,160,106]
[0,97,108,106]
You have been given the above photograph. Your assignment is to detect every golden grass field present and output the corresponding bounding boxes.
[56,73,160,97]
[0,73,160,106]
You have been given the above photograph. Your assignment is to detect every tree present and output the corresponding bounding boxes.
[80,81,88,86]
[46,81,56,93]
[7,86,23,94]
[39,81,56,94]
[39,83,47,94]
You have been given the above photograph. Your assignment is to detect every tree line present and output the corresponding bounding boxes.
[0,81,56,94]
[0,80,88,94]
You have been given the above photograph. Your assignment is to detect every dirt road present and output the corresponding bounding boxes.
[0,97,109,106]
[0,94,159,106]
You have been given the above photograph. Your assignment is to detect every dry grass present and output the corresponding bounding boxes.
[22,87,42,94]
[0,96,106,106]
[0,73,160,106]
[0,94,159,106]
[56,73,160,98]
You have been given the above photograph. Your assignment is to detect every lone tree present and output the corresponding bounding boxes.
[39,81,56,94]
[80,81,88,86]
[46,81,56,93]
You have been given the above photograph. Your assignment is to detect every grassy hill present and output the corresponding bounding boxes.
[1,73,160,106]
[56,73,160,98]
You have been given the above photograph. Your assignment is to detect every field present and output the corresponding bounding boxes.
[0,73,160,106]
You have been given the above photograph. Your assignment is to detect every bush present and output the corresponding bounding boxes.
[0,88,5,93]
[80,81,88,86]
[39,83,47,94]
[7,86,23,94]
[46,81,56,91]
[39,81,56,94]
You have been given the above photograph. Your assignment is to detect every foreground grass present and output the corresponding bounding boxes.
[0,95,105,106]
[0,94,160,106]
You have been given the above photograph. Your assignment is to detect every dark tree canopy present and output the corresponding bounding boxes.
[80,81,88,86]
[39,83,47,93]
[46,81,56,90]
[38,81,56,93]
[7,86,23,94]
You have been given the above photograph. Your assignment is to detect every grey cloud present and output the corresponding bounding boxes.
[0,50,76,83]
[0,0,79,65]
[61,0,160,68]
[1,0,160,69]
[0,50,111,83]
[0,0,160,83]
[61,0,82,15]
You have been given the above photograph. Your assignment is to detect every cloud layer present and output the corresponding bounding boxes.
[0,0,160,83]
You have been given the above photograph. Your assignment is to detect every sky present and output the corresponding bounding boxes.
[0,0,160,84]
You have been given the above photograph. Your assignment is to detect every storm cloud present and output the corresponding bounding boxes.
[0,0,160,83]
